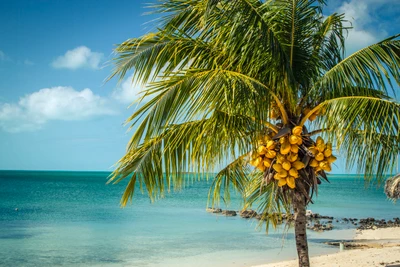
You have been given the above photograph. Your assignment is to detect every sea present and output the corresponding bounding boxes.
[1,171,399,267]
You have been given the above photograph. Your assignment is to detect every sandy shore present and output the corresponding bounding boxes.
[252,227,400,267]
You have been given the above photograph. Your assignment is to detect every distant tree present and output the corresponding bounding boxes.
[108,1,400,266]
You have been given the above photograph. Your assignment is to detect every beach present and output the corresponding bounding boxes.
[253,227,400,267]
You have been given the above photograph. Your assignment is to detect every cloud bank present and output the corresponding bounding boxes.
[0,86,115,132]
[51,46,103,70]
[335,0,394,54]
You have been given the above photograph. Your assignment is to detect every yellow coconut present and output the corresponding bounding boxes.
[303,108,311,116]
[290,144,299,154]
[266,140,276,149]
[257,163,266,172]
[274,173,280,180]
[309,159,319,167]
[292,126,302,136]
[287,153,298,163]
[309,147,318,155]
[263,135,272,143]
[276,153,285,163]
[282,161,291,171]
[263,158,272,167]
[319,161,332,172]
[317,143,326,153]
[280,143,291,155]
[286,176,296,189]
[289,135,300,145]
[250,156,262,167]
[273,163,283,172]
[315,152,325,161]
[297,138,303,145]
[277,170,288,178]
[324,149,332,157]
[316,136,324,145]
[292,161,305,170]
[326,142,332,150]
[265,150,277,159]
[257,145,268,155]
[289,168,299,178]
[278,178,287,187]
[315,166,322,172]
[309,113,317,121]
[279,136,288,144]
[327,155,337,163]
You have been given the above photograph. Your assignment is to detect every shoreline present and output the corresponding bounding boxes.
[251,227,400,267]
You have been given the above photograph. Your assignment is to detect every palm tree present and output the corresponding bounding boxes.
[108,1,400,266]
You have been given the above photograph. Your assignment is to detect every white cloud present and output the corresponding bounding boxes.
[0,50,5,61]
[112,74,150,105]
[0,50,11,62]
[51,46,103,70]
[0,86,116,132]
[24,59,34,66]
[336,0,391,54]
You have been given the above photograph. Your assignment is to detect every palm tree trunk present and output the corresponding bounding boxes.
[293,191,310,267]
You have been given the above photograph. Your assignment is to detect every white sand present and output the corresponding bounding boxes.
[252,227,400,267]
[355,227,400,240]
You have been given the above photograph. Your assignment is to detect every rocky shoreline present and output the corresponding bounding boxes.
[206,208,400,232]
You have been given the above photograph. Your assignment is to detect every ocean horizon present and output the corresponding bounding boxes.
[1,170,399,266]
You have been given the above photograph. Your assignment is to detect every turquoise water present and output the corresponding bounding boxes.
[0,171,399,267]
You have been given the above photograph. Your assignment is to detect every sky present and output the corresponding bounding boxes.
[0,0,399,172]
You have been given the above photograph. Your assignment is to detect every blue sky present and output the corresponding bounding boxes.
[0,0,399,171]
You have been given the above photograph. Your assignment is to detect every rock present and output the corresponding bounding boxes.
[307,222,333,232]
[282,213,294,220]
[222,210,237,216]
[206,208,222,213]
[240,209,258,218]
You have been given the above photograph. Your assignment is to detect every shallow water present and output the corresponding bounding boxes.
[0,171,398,266]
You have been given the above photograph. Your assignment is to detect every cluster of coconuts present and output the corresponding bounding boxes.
[250,126,306,189]
[303,107,326,122]
[250,127,337,190]
[308,137,336,172]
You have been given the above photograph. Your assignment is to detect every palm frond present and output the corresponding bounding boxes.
[108,31,226,84]
[109,110,260,205]
[312,34,400,100]
[124,69,277,149]
[312,96,400,181]
[244,172,291,232]
[207,154,252,208]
